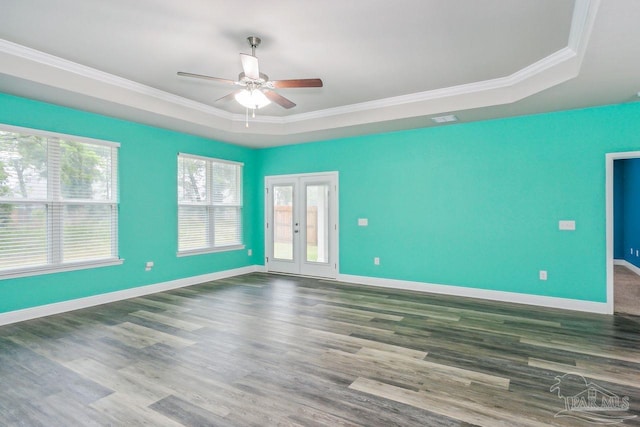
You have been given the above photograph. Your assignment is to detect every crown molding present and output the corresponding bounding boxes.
[232,0,599,128]
[0,38,234,121]
[0,0,600,140]
[569,0,599,52]
[281,47,579,124]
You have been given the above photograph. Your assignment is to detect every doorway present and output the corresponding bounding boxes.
[607,151,640,315]
[265,172,338,278]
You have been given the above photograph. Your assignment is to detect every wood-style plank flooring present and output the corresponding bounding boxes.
[0,273,639,426]
[615,264,640,316]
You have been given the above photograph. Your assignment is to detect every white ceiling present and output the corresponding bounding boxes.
[0,0,638,147]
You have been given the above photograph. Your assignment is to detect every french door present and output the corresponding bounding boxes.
[265,172,338,278]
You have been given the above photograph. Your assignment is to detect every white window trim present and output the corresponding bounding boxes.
[0,124,120,149]
[176,244,245,257]
[0,124,122,279]
[177,152,243,167]
[0,258,124,280]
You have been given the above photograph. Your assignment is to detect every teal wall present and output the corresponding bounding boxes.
[0,93,259,313]
[259,102,640,302]
[3,90,640,314]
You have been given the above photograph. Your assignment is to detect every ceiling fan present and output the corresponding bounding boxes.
[177,36,323,113]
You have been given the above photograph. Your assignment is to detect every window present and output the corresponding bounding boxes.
[177,153,243,255]
[0,125,120,278]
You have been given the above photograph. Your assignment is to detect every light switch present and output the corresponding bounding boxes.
[558,220,576,231]
[358,218,368,226]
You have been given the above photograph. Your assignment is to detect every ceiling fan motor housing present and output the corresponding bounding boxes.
[238,72,269,85]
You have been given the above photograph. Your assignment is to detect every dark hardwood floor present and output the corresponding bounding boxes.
[0,273,638,426]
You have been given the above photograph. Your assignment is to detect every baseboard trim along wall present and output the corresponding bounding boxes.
[0,266,610,326]
[0,265,266,327]
[614,258,640,277]
[337,273,610,314]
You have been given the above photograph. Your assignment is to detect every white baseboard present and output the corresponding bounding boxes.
[0,265,611,326]
[614,258,640,277]
[0,265,263,327]
[337,273,610,314]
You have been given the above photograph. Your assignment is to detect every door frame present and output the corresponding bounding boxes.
[605,150,640,315]
[264,171,339,278]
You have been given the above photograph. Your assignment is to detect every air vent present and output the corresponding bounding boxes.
[431,114,458,123]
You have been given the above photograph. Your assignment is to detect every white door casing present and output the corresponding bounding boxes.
[265,172,338,278]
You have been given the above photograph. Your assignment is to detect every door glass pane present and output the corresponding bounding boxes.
[306,184,329,263]
[273,185,293,260]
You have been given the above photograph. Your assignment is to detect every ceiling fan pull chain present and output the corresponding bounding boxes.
[245,107,249,128]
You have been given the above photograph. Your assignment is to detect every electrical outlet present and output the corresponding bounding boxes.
[248,249,252,256]
[558,220,576,231]
[145,261,154,271]
[374,257,380,265]
[539,270,547,281]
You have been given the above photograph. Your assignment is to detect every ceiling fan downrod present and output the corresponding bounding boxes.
[247,36,261,57]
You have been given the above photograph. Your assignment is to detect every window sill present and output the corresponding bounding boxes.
[0,258,125,280]
[177,244,245,258]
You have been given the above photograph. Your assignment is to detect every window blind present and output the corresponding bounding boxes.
[0,126,119,276]
[178,154,243,254]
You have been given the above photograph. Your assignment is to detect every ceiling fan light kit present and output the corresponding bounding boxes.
[177,36,323,127]
[235,88,271,109]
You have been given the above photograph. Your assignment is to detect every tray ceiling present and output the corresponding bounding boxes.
[0,0,637,147]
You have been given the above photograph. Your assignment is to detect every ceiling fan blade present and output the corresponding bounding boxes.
[177,71,236,85]
[215,91,242,103]
[271,78,323,88]
[263,90,296,109]
[240,54,260,80]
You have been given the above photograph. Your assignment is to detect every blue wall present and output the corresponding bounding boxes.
[618,158,640,268]
[614,160,625,259]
